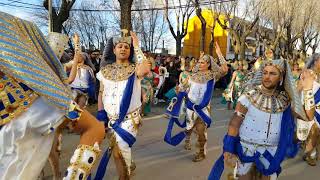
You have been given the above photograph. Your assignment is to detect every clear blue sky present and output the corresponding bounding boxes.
[0,0,43,20]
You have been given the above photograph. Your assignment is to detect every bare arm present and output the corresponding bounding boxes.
[215,42,228,77]
[229,71,237,88]
[66,34,81,84]
[223,102,247,167]
[300,70,316,121]
[65,54,80,84]
[130,31,151,78]
[97,83,104,111]
[227,102,248,136]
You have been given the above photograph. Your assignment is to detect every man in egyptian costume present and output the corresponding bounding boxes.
[209,59,315,180]
[95,30,151,180]
[0,12,105,180]
[164,44,228,162]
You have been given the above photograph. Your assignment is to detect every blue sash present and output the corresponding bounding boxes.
[313,88,320,124]
[94,73,136,180]
[208,106,297,179]
[164,79,214,146]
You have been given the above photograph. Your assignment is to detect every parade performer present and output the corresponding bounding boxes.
[96,30,151,180]
[141,58,157,116]
[69,53,96,108]
[222,60,248,109]
[164,43,228,162]
[179,56,191,92]
[209,59,314,180]
[297,53,320,166]
[153,65,167,104]
[0,12,105,180]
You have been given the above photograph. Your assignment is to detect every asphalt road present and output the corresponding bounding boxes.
[41,95,320,180]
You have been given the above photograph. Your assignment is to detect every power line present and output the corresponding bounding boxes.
[1,0,236,12]
[6,0,43,7]
[0,2,44,10]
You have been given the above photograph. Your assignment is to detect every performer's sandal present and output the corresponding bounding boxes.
[192,150,205,162]
[184,139,192,150]
[306,155,317,166]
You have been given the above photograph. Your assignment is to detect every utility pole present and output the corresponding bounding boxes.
[48,0,53,32]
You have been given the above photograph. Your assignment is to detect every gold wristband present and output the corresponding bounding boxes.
[303,89,313,99]
[234,111,245,119]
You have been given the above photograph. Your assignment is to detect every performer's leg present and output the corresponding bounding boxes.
[184,129,192,150]
[72,109,105,145]
[185,110,195,151]
[111,116,139,180]
[141,89,147,116]
[63,110,105,180]
[113,144,130,180]
[193,119,207,162]
[304,123,320,166]
[238,165,255,180]
[48,131,62,179]
[238,173,254,180]
[227,101,232,110]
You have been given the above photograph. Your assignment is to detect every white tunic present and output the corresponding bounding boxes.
[186,80,210,130]
[235,94,283,177]
[96,72,142,117]
[238,95,283,146]
[188,79,208,104]
[70,66,94,89]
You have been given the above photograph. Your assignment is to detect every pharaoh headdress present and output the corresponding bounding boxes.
[245,59,307,120]
[196,54,221,72]
[101,29,134,67]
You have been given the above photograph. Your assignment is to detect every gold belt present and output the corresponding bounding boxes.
[240,139,278,147]
[108,108,141,129]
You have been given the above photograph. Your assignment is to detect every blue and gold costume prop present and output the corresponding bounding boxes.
[0,11,102,180]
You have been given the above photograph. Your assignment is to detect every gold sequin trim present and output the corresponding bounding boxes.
[101,63,136,81]
[69,144,101,179]
[190,71,215,83]
[0,75,39,126]
[244,86,290,113]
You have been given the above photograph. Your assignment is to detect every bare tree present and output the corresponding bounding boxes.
[257,0,320,59]
[164,0,195,56]
[207,1,222,56]
[311,33,320,54]
[298,0,320,58]
[134,1,168,52]
[194,0,206,52]
[216,0,261,60]
[61,1,112,49]
[43,0,76,33]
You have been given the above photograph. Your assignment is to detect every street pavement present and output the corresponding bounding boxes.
[41,92,320,180]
